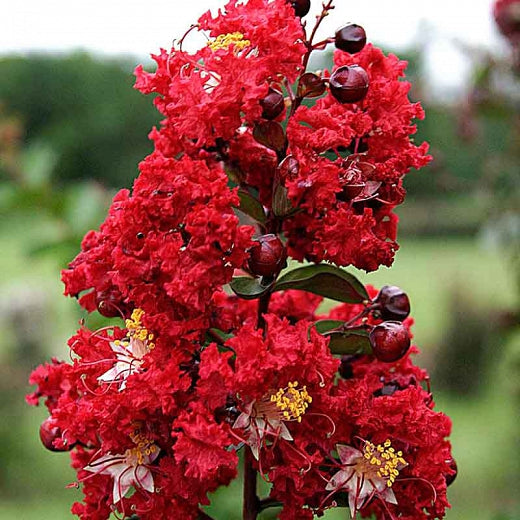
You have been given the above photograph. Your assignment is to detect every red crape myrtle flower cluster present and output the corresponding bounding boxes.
[28,1,455,519]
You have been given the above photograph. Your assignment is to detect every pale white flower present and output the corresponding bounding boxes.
[233,382,311,460]
[84,434,159,504]
[325,440,407,519]
[97,338,147,391]
[97,308,154,391]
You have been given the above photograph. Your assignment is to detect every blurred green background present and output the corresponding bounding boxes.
[0,42,519,520]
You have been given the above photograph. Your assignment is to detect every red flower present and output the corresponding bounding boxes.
[62,154,253,342]
[28,0,452,517]
[281,44,431,271]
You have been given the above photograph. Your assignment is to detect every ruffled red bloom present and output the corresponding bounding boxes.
[28,1,452,518]
[135,0,304,152]
[282,44,431,271]
[263,344,452,520]
[62,154,253,342]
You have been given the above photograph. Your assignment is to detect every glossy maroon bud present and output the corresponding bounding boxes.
[248,234,287,278]
[369,321,411,363]
[375,285,411,322]
[289,0,311,17]
[335,24,367,53]
[260,88,285,120]
[95,288,126,318]
[39,418,69,452]
[445,457,458,486]
[329,65,369,104]
[297,72,326,99]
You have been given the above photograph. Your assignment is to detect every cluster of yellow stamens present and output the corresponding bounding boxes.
[123,308,155,349]
[270,381,312,422]
[207,32,251,53]
[126,429,159,466]
[363,439,407,487]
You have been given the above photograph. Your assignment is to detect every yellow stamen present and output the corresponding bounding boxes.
[208,32,251,53]
[125,308,155,349]
[126,430,158,466]
[363,440,407,487]
[270,381,312,423]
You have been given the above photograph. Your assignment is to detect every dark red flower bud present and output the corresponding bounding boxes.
[214,396,241,425]
[445,457,458,486]
[338,183,364,201]
[369,321,411,362]
[260,88,285,120]
[297,72,326,99]
[289,0,311,17]
[329,65,369,104]
[95,288,127,318]
[39,418,70,452]
[248,234,287,278]
[335,24,367,53]
[375,285,411,321]
[338,354,361,379]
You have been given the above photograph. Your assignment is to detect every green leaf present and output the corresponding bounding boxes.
[326,327,372,355]
[236,190,266,223]
[310,320,372,355]
[229,277,272,300]
[274,264,369,303]
[313,319,345,334]
[207,328,234,342]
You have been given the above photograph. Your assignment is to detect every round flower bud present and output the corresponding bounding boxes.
[95,288,124,318]
[369,321,411,363]
[95,288,133,318]
[248,234,287,278]
[335,24,367,53]
[39,418,69,452]
[329,65,369,104]
[445,457,458,486]
[289,0,311,17]
[374,285,411,321]
[260,88,285,120]
[338,354,361,379]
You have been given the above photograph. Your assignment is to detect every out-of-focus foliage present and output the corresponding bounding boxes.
[0,53,159,187]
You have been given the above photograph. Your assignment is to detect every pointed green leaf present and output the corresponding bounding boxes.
[326,328,372,355]
[313,320,345,334]
[310,320,372,355]
[229,277,272,300]
[236,190,266,223]
[208,328,234,342]
[274,264,369,303]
